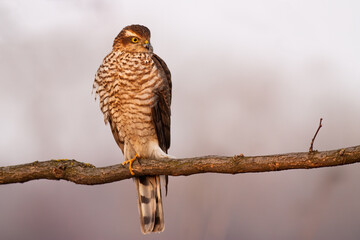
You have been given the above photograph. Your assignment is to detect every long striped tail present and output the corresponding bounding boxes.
[135,176,164,234]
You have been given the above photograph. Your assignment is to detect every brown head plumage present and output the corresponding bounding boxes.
[113,24,153,53]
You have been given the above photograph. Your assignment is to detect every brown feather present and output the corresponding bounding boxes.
[152,54,172,151]
[151,54,172,195]
[93,25,171,234]
[108,118,124,153]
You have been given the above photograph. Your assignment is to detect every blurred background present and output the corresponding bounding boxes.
[1,0,360,239]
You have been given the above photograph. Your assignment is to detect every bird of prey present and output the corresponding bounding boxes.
[93,24,172,234]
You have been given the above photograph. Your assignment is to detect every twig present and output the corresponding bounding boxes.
[309,118,323,152]
[1,145,359,185]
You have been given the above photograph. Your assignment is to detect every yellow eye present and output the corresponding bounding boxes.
[131,37,139,43]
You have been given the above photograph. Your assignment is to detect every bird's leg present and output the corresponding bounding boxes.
[122,154,139,175]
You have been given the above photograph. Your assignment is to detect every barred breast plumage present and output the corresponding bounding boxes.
[95,52,161,150]
[93,24,172,234]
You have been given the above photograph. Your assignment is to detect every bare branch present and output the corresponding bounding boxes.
[309,118,323,152]
[1,145,360,185]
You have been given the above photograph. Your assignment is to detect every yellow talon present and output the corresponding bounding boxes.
[122,154,139,175]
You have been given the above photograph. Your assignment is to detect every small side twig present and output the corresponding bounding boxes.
[309,118,323,152]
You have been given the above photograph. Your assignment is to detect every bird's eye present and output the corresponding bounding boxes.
[131,37,139,43]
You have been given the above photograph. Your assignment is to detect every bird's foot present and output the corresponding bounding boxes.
[122,154,139,175]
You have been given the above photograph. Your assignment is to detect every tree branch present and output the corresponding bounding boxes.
[1,145,360,185]
[309,118,323,152]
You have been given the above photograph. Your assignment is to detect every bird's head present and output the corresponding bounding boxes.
[113,24,153,53]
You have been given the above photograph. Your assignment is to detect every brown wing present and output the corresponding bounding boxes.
[93,52,125,154]
[108,117,124,153]
[151,54,172,153]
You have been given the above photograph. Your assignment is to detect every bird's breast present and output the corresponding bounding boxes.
[110,53,160,140]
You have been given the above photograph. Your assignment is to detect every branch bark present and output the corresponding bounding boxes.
[1,145,360,185]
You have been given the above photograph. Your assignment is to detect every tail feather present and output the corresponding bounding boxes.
[135,176,164,234]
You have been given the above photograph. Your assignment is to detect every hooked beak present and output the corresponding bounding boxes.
[143,40,152,51]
